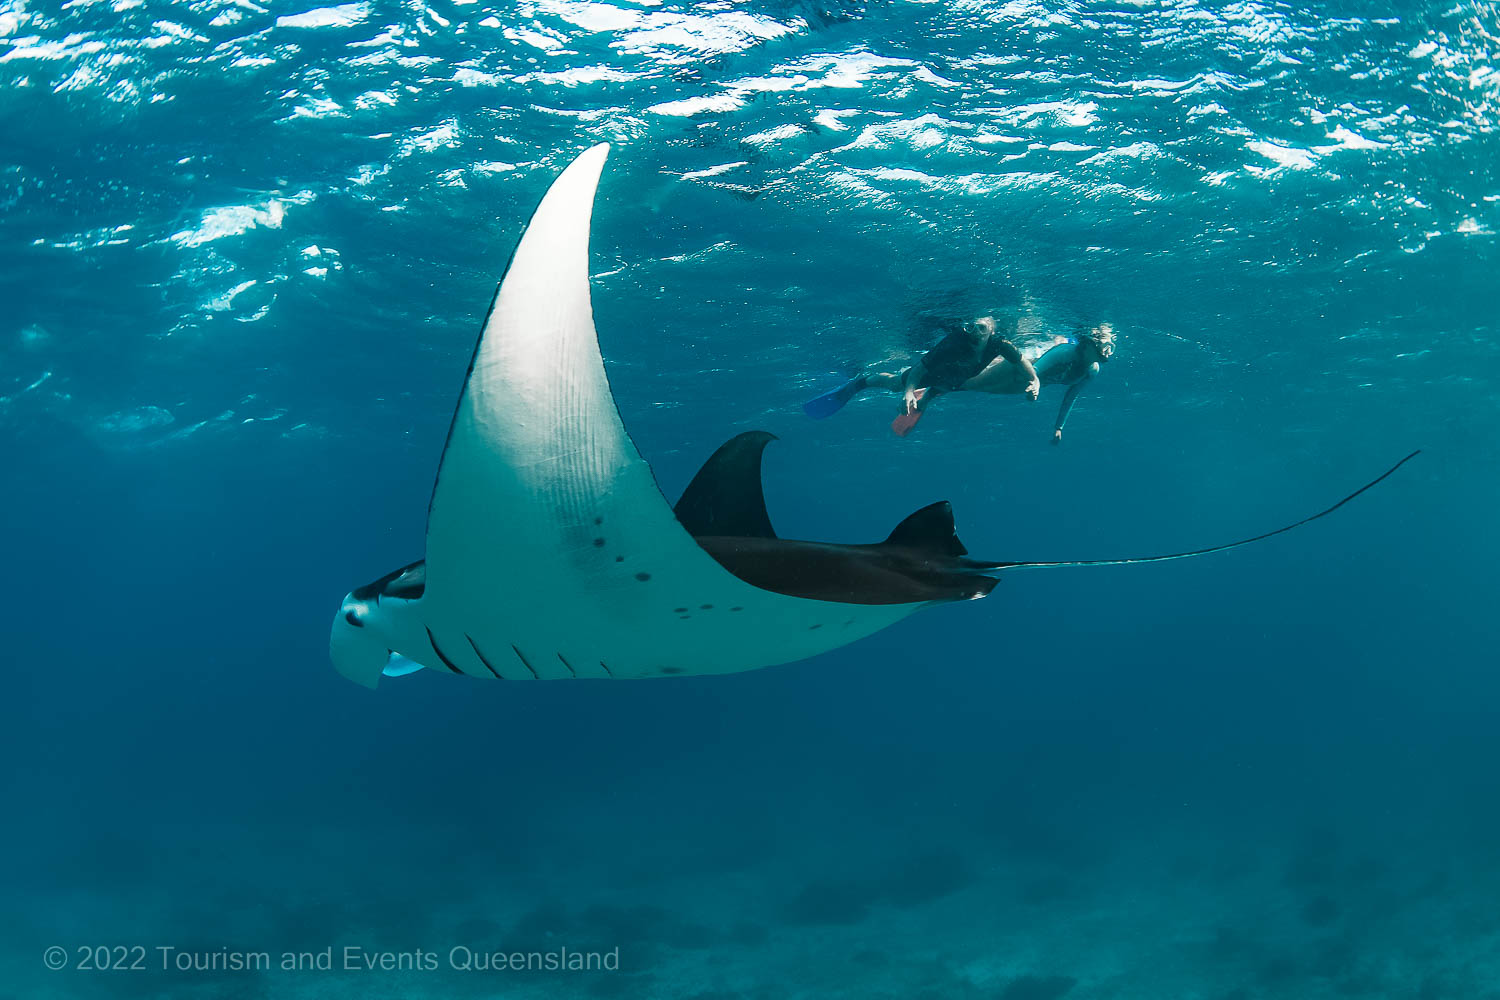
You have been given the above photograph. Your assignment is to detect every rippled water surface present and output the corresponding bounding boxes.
[4,2,1498,998]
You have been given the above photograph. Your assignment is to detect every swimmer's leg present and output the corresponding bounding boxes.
[803,366,914,418]
[863,370,906,391]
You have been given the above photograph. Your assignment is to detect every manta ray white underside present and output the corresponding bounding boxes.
[329,144,924,687]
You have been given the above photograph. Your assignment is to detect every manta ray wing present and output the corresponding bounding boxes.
[416,144,921,681]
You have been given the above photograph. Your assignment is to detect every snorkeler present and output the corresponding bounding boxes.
[804,321,1114,443]
[974,324,1115,444]
[803,316,1039,436]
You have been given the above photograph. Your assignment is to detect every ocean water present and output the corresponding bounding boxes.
[3,1,1498,997]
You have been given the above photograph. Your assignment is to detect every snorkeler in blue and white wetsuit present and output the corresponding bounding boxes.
[1022,324,1115,444]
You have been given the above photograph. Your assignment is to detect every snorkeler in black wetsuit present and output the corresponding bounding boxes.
[802,316,1039,436]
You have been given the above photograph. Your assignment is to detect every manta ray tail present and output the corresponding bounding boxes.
[970,450,1420,572]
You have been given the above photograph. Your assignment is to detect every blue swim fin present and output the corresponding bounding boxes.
[802,376,866,419]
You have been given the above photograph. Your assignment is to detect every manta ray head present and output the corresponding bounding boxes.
[329,596,389,689]
[330,561,428,688]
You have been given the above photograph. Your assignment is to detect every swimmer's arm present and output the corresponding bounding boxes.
[900,364,924,410]
[1052,383,1083,444]
[993,338,1040,400]
[992,337,1023,365]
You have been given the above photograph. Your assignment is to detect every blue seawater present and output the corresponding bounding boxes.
[3,1,1497,997]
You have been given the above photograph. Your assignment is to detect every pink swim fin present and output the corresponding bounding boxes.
[891,409,925,437]
[891,388,929,437]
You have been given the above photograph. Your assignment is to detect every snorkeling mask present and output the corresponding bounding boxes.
[1083,326,1115,361]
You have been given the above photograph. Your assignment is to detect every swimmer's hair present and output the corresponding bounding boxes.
[1079,323,1115,352]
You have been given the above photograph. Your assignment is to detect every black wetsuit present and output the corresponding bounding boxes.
[919,322,1004,391]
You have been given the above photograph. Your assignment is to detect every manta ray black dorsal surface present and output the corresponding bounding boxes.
[675,432,997,606]
[674,431,778,539]
[882,501,969,557]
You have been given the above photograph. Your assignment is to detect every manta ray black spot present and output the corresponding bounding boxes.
[730,606,743,612]
[635,572,651,582]
[661,667,683,674]
[615,556,624,563]
[809,624,823,630]
[700,604,714,610]
[344,610,363,628]
[593,516,604,525]
[510,645,540,679]
[593,537,605,547]
[674,607,689,613]
[425,628,464,675]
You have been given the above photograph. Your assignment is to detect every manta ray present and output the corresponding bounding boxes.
[330,144,1416,688]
